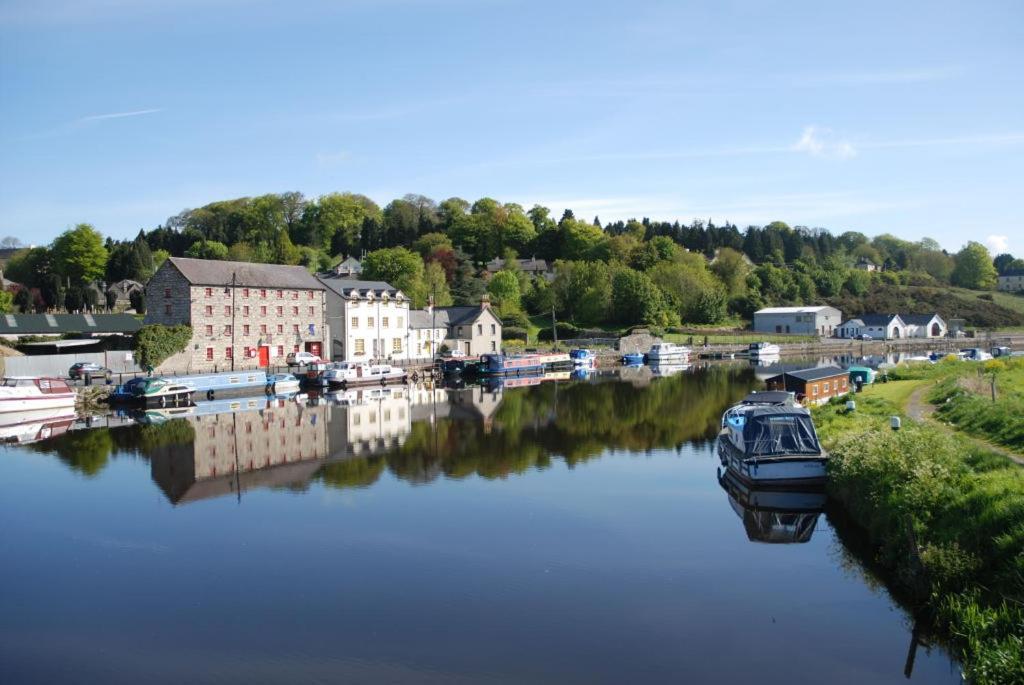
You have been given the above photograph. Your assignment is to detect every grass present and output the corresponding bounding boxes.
[951,287,1024,317]
[814,376,1024,684]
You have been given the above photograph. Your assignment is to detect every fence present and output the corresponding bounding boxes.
[3,351,142,379]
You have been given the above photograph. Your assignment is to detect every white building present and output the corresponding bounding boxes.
[409,308,448,360]
[753,306,842,336]
[837,314,906,339]
[998,269,1024,292]
[903,313,947,338]
[318,277,411,362]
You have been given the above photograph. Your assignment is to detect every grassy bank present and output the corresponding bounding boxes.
[814,382,1024,683]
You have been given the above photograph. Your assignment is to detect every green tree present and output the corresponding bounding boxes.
[361,247,426,305]
[951,241,998,289]
[184,240,229,260]
[52,223,108,286]
[611,267,673,326]
[13,287,32,313]
[129,290,146,314]
[487,270,522,314]
[551,260,612,324]
[709,247,751,297]
[412,232,453,258]
[301,193,380,255]
[423,261,453,306]
[4,247,53,289]
[152,249,170,269]
[561,218,608,261]
[0,290,13,314]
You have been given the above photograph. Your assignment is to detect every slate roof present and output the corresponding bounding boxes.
[410,309,445,329]
[755,306,839,315]
[167,257,324,290]
[317,277,404,299]
[0,313,142,335]
[855,314,902,326]
[769,365,847,383]
[902,313,942,325]
[999,269,1024,277]
[437,306,487,327]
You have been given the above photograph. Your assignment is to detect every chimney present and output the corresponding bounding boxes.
[480,294,491,310]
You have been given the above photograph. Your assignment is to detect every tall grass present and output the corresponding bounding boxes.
[816,397,1024,684]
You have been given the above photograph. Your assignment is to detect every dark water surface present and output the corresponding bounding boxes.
[0,365,961,684]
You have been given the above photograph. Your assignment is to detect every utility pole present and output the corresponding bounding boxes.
[430,290,436,360]
[230,272,237,371]
[551,304,558,350]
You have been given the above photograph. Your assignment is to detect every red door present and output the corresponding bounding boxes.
[305,341,322,358]
[258,346,270,367]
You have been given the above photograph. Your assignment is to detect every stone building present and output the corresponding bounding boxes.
[144,257,327,371]
[435,300,504,356]
[318,277,411,362]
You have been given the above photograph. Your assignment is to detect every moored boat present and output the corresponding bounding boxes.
[121,377,195,407]
[717,405,827,486]
[747,341,781,358]
[0,377,76,413]
[569,348,596,366]
[721,390,798,428]
[621,351,645,365]
[475,352,570,375]
[266,373,300,394]
[647,343,690,362]
[323,362,408,387]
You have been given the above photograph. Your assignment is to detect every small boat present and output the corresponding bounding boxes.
[717,405,828,486]
[960,348,993,361]
[721,390,798,428]
[621,351,645,365]
[0,377,76,413]
[266,373,300,394]
[120,377,195,407]
[646,343,691,362]
[747,341,781,358]
[569,348,596,366]
[847,365,876,387]
[323,362,408,387]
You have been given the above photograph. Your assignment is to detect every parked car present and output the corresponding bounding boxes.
[857,334,873,341]
[286,351,322,366]
[68,362,110,379]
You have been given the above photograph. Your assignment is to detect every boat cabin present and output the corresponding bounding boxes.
[738,407,822,458]
[765,366,849,405]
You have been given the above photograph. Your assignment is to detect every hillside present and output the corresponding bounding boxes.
[826,284,1024,329]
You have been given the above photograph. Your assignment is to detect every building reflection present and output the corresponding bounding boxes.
[717,469,826,544]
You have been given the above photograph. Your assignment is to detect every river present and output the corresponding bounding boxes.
[0,363,962,683]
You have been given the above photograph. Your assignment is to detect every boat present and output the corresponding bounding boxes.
[646,343,690,362]
[323,362,408,388]
[961,348,993,361]
[621,351,645,365]
[747,342,781,358]
[649,362,690,377]
[569,348,596,366]
[266,373,300,394]
[721,390,798,428]
[0,377,76,413]
[475,352,571,376]
[718,469,826,544]
[123,377,195,407]
[847,365,876,387]
[717,405,828,486]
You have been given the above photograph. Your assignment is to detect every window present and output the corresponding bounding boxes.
[277,290,283,299]
[260,306,267,316]
[351,317,358,328]
[260,324,267,334]
[277,324,283,334]
[293,324,299,334]
[224,325,232,335]
[276,306,283,316]
[383,317,389,328]
[293,344,300,352]
[368,317,374,328]
[392,338,402,353]
[243,288,249,298]
[205,287,213,297]
[225,347,232,359]
[478,324,482,335]
[224,305,231,316]
[164,304,172,315]
[164,288,171,298]
[276,345,284,356]
[243,346,251,358]
[206,347,214,361]
[243,325,250,335]
[292,306,298,316]
[205,325,213,336]
[355,339,365,355]
[260,289,267,298]
[205,305,213,316]
[823,382,830,392]
[308,291,314,300]
[491,341,497,351]
[292,291,299,300]
[491,324,496,334]
[309,306,315,316]
[243,306,249,316]
[811,384,818,396]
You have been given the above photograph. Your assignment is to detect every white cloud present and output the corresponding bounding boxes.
[986,235,1010,254]
[793,126,857,159]
[76,108,162,123]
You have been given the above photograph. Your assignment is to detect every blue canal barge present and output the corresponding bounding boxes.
[475,352,572,376]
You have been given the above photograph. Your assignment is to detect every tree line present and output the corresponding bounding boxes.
[2,191,1020,328]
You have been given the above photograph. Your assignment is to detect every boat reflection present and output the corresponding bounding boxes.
[0,407,77,445]
[718,468,826,544]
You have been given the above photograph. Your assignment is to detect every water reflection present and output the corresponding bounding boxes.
[718,469,826,544]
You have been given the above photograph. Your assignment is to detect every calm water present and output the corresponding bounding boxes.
[0,364,961,684]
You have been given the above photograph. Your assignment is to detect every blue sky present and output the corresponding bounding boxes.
[1,0,1022,254]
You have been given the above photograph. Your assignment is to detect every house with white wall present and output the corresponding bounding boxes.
[837,314,906,339]
[318,277,411,362]
[903,313,947,338]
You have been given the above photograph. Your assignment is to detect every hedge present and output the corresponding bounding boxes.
[133,324,192,369]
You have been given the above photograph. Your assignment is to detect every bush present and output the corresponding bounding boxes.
[501,309,531,329]
[133,324,192,370]
[129,290,146,314]
[502,326,529,342]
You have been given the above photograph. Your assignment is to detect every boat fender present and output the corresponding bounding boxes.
[159,396,167,408]
[207,389,215,401]
[411,372,418,381]
[265,384,274,396]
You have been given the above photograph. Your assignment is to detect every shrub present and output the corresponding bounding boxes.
[129,290,146,314]
[133,324,192,370]
[502,326,528,342]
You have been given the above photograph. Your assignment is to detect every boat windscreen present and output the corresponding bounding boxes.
[742,413,821,456]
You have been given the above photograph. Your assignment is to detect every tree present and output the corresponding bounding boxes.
[64,287,85,312]
[551,260,612,324]
[610,267,674,326]
[561,218,608,261]
[152,249,170,269]
[105,290,117,310]
[4,247,52,288]
[184,240,229,260]
[423,261,453,307]
[487,270,522,315]
[0,236,22,248]
[993,253,1023,275]
[129,289,146,314]
[227,242,255,262]
[301,193,380,255]
[450,249,486,306]
[951,241,998,290]
[361,247,426,305]
[51,223,109,286]
[412,232,453,258]
[0,290,13,314]
[709,247,751,297]
[13,287,32,313]
[41,273,64,310]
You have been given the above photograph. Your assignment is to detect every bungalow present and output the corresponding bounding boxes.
[766,366,849,406]
[436,299,503,356]
[837,314,906,340]
[903,313,946,338]
[854,257,879,272]
[331,256,363,278]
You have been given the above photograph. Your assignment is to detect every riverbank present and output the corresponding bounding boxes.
[813,369,1024,684]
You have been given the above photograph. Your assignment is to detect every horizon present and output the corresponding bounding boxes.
[1,1,1022,255]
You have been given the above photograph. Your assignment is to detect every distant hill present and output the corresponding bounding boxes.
[826,285,1024,329]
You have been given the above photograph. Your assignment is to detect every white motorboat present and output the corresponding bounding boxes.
[720,391,798,428]
[647,342,691,362]
[0,377,76,413]
[717,405,827,486]
[266,373,301,394]
[0,407,77,444]
[323,362,408,388]
[747,342,781,357]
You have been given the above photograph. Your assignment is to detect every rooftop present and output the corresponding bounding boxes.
[0,313,142,335]
[166,257,324,290]
[769,365,847,383]
[317,277,404,300]
[755,306,838,315]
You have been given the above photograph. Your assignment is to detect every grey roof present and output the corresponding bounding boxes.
[856,314,902,326]
[902,313,942,325]
[317,277,403,299]
[0,313,142,335]
[740,391,794,405]
[167,257,324,290]
[410,309,446,329]
[771,366,847,383]
[107,279,143,295]
[1000,269,1024,277]
[437,306,486,327]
